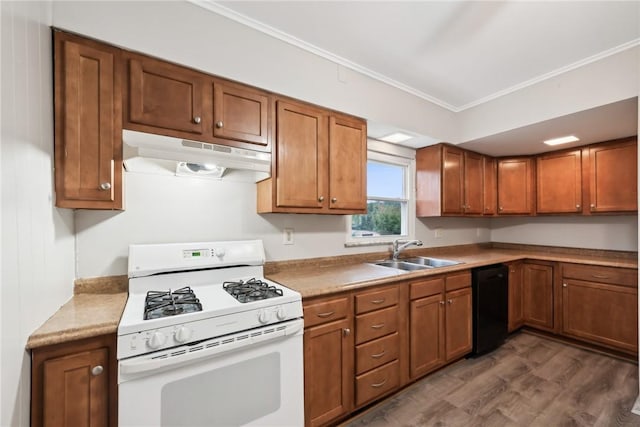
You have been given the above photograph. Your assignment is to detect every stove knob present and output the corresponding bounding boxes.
[147,331,167,349]
[174,326,192,344]
[214,248,226,258]
[258,310,271,324]
[276,307,287,320]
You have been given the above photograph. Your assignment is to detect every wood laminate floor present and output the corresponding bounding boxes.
[344,333,640,427]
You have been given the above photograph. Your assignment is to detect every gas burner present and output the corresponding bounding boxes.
[144,286,202,320]
[223,278,284,303]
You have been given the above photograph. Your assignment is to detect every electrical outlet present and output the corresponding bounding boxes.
[283,228,294,245]
[435,228,443,239]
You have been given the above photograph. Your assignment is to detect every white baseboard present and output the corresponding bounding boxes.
[632,395,640,415]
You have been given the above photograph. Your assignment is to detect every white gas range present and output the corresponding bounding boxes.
[117,240,304,427]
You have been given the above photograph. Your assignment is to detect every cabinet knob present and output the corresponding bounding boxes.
[331,197,337,203]
[499,206,503,211]
[216,121,223,128]
[576,204,581,210]
[91,365,104,376]
[590,204,596,210]
[343,328,351,337]
[439,301,445,306]
[447,299,453,304]
[563,283,567,288]
[99,182,111,191]
[193,116,202,124]
[318,196,324,202]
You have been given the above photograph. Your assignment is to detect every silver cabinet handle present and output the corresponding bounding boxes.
[591,274,609,279]
[318,196,324,202]
[91,365,104,376]
[331,197,337,203]
[99,182,111,191]
[216,121,223,128]
[439,301,445,305]
[316,311,334,318]
[371,378,388,388]
[371,298,385,305]
[447,299,453,304]
[371,323,385,330]
[370,350,386,359]
[193,116,202,124]
[343,328,351,337]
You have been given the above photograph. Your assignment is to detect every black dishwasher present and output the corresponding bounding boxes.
[471,264,509,356]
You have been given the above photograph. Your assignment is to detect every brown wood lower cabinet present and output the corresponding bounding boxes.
[522,262,555,331]
[508,261,524,332]
[303,295,353,427]
[561,263,638,354]
[409,272,472,381]
[31,334,117,427]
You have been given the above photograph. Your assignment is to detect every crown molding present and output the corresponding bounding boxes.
[190,1,639,113]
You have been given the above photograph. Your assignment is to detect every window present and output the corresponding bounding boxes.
[348,149,414,243]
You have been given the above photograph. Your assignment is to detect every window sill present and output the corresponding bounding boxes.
[344,239,397,248]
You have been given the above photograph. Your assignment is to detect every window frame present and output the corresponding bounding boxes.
[346,148,416,246]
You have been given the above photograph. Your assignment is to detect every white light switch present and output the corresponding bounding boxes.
[283,228,294,245]
[435,228,443,239]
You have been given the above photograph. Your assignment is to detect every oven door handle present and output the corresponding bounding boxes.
[119,319,303,380]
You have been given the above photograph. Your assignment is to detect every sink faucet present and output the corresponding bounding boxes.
[392,239,423,260]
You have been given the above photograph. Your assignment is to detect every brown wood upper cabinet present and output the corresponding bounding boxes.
[213,81,269,146]
[587,137,637,213]
[124,52,271,152]
[125,52,208,136]
[483,156,497,215]
[53,30,123,210]
[257,99,367,214]
[416,144,492,216]
[497,157,535,215]
[536,149,582,214]
[31,334,117,427]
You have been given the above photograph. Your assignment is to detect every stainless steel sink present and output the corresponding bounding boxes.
[374,261,431,271]
[403,257,463,268]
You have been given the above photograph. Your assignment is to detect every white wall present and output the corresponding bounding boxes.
[1,1,76,426]
[491,215,638,251]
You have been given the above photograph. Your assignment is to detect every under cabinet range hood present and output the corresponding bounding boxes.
[122,130,271,181]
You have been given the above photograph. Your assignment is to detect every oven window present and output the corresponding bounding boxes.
[161,352,281,426]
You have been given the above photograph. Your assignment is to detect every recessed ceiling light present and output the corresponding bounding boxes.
[543,135,580,146]
[379,132,413,143]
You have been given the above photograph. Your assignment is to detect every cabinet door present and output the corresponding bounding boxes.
[329,115,367,211]
[275,101,328,209]
[304,319,353,427]
[43,348,109,427]
[483,156,497,215]
[522,263,554,331]
[54,31,122,209]
[410,294,445,378]
[508,261,524,332]
[497,157,534,214]
[127,54,206,135]
[213,81,269,147]
[445,287,472,361]
[31,334,116,427]
[562,279,637,353]
[537,149,582,213]
[464,151,483,214]
[589,139,637,213]
[442,146,464,214]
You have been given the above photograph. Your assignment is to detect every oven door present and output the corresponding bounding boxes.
[118,319,304,427]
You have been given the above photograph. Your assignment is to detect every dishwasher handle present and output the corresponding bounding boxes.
[119,318,303,381]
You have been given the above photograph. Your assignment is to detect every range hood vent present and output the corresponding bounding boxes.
[123,130,271,181]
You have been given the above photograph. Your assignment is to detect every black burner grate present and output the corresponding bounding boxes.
[223,278,283,303]
[144,286,202,320]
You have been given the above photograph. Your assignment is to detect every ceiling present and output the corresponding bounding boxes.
[206,1,639,153]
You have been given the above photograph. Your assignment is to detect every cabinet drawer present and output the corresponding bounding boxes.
[445,271,471,291]
[355,360,400,407]
[410,277,444,300]
[355,307,398,345]
[355,332,399,375]
[355,286,398,314]
[562,263,637,287]
[303,296,349,328]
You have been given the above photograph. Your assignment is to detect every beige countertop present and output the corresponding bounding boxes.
[26,245,637,348]
[26,276,128,350]
[266,246,638,298]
